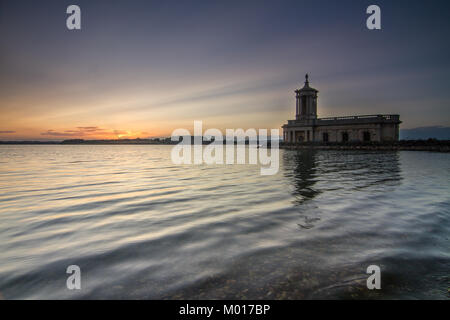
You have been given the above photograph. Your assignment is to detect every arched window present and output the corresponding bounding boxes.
[363,131,371,142]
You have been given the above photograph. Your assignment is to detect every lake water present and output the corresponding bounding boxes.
[0,145,449,299]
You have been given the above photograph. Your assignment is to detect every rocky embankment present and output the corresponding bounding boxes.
[281,140,450,152]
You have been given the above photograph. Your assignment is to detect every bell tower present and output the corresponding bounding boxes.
[295,74,318,120]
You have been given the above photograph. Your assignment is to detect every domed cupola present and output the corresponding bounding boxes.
[295,74,319,120]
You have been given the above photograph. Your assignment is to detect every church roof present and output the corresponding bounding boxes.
[296,74,318,93]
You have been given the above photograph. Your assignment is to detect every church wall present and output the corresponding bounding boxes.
[314,124,382,142]
[283,122,399,143]
[380,124,399,141]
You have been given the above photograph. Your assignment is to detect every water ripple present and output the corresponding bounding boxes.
[0,145,449,299]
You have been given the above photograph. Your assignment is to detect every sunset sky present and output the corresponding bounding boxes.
[1,0,449,140]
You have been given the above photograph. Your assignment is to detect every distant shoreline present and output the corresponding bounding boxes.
[0,138,449,152]
[0,138,175,145]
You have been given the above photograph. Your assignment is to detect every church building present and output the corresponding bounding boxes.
[282,75,401,143]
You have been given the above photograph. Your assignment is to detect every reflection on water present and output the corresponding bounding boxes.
[287,150,321,204]
[284,150,402,230]
[0,145,448,299]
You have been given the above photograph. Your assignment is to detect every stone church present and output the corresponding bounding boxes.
[283,75,401,143]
